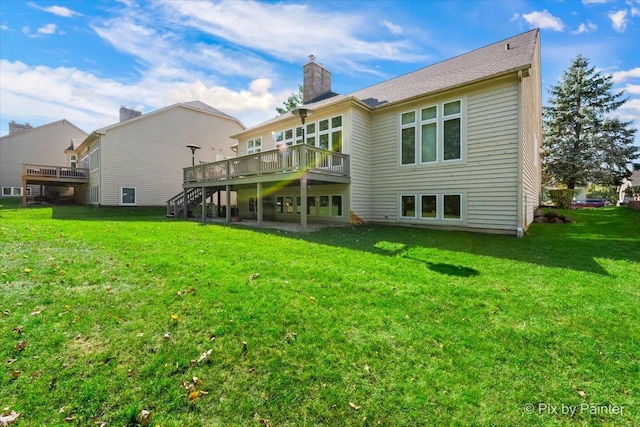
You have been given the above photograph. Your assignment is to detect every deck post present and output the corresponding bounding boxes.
[201,186,206,222]
[300,177,307,231]
[225,185,231,223]
[257,182,263,226]
[217,190,221,218]
[22,177,27,206]
[183,188,188,219]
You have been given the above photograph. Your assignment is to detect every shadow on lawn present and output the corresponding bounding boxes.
[274,208,640,276]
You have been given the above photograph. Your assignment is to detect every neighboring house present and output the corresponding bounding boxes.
[73,102,244,207]
[179,29,542,237]
[617,170,640,204]
[0,119,87,199]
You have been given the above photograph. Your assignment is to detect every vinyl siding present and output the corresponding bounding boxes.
[348,106,371,221]
[99,107,241,206]
[0,120,87,192]
[520,39,543,231]
[368,77,521,233]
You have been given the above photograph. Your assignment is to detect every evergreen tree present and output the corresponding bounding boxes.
[276,84,303,115]
[543,55,638,189]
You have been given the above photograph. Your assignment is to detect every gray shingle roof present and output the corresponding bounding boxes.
[242,29,539,134]
[181,101,238,121]
[349,29,539,108]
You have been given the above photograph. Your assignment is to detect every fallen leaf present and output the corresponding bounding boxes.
[192,349,212,365]
[10,371,22,379]
[349,402,361,410]
[188,390,200,401]
[170,314,179,321]
[163,332,172,340]
[30,309,42,316]
[249,273,260,281]
[140,409,152,426]
[12,326,23,335]
[63,415,77,422]
[31,370,43,379]
[105,286,112,292]
[24,268,32,273]
[14,341,27,352]
[577,390,587,398]
[0,410,20,426]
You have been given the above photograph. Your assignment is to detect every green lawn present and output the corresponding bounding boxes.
[1,199,639,426]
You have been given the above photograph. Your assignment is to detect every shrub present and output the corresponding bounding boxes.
[547,189,576,209]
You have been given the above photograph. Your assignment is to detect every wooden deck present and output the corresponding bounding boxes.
[21,163,89,206]
[23,164,89,184]
[183,144,350,187]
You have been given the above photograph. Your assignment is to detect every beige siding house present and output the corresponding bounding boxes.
[0,119,87,198]
[180,30,542,236]
[75,101,244,207]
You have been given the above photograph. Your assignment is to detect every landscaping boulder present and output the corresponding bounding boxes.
[534,210,576,224]
[628,201,640,211]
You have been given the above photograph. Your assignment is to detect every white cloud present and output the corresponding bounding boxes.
[37,23,58,35]
[27,2,80,17]
[0,24,8,31]
[522,10,565,31]
[612,67,640,82]
[380,19,403,35]
[582,0,611,4]
[572,21,598,34]
[0,59,286,133]
[22,26,30,35]
[608,10,628,32]
[158,0,426,69]
[622,84,640,95]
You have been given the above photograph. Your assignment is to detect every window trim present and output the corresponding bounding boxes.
[398,192,464,222]
[247,137,262,154]
[399,98,465,166]
[274,114,343,152]
[120,187,137,206]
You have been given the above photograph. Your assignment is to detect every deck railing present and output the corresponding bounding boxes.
[184,145,349,184]
[23,164,89,181]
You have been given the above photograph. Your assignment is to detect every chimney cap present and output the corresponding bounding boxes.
[308,54,316,62]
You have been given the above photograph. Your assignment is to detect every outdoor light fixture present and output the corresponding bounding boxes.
[186,144,201,166]
[292,106,313,144]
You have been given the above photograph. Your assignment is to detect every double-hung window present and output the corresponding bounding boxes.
[247,137,262,154]
[90,144,100,171]
[401,99,463,165]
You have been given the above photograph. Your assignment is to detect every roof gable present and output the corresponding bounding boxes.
[0,119,87,141]
[349,29,539,108]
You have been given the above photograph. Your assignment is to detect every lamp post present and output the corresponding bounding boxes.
[292,107,313,144]
[186,144,201,166]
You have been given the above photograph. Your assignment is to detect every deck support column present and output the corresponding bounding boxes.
[183,188,188,219]
[201,186,206,222]
[22,178,27,207]
[217,189,221,218]
[225,185,231,223]
[257,182,263,226]
[300,177,307,232]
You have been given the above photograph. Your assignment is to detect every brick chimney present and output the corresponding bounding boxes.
[303,55,332,103]
[8,120,33,135]
[119,106,142,122]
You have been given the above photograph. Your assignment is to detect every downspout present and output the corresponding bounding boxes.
[516,69,525,238]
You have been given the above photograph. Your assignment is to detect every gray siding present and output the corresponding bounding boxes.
[0,120,87,193]
[368,77,521,234]
[520,40,543,231]
[348,106,371,221]
[98,106,241,206]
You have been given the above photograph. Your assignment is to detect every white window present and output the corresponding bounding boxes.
[277,194,342,216]
[89,186,99,204]
[120,187,136,205]
[401,100,463,165]
[274,115,343,151]
[81,154,89,169]
[70,154,77,169]
[247,137,262,154]
[90,144,100,171]
[2,187,23,196]
[399,193,463,221]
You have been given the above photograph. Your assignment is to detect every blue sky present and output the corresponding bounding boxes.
[1,0,639,145]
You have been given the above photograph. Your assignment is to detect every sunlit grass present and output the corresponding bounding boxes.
[1,200,639,426]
